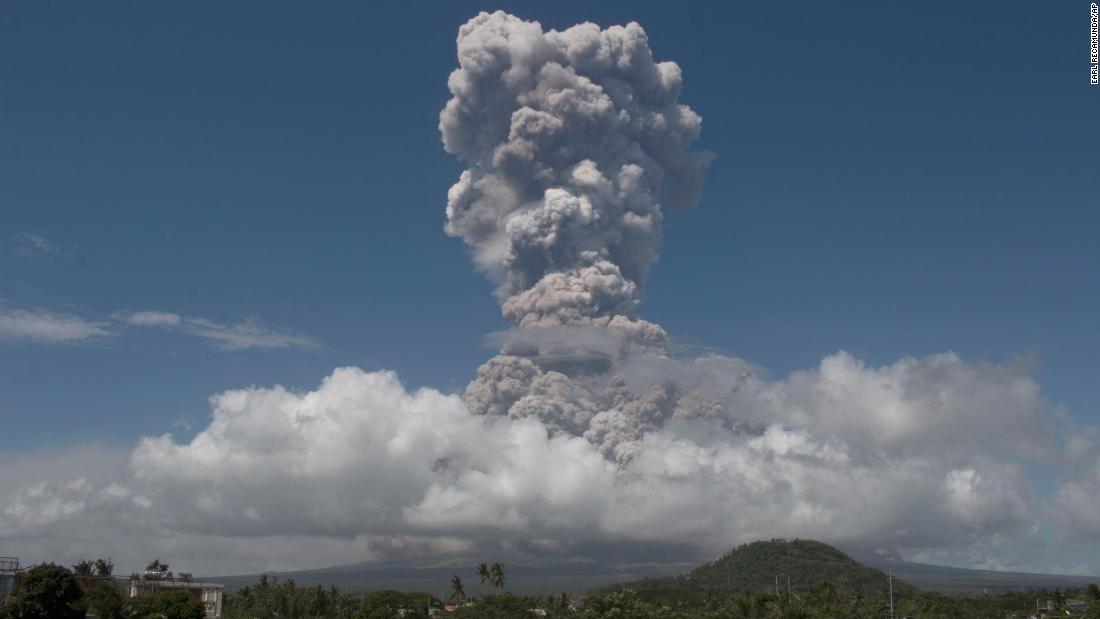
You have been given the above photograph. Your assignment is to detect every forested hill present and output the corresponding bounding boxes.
[599,539,910,598]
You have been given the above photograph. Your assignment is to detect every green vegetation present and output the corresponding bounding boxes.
[490,562,507,590]
[575,585,1098,618]
[143,559,173,581]
[449,575,466,603]
[357,590,431,619]
[0,563,84,619]
[213,576,1099,619]
[126,589,205,619]
[598,539,913,601]
[80,580,125,619]
[450,592,569,619]
[223,574,361,618]
[581,540,1100,618]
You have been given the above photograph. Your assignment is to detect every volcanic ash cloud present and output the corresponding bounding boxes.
[441,11,719,463]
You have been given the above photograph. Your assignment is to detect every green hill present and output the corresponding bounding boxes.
[598,539,910,601]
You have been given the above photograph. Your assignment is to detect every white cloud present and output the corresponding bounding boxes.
[0,304,314,350]
[726,351,1056,463]
[0,304,313,349]
[123,311,317,350]
[182,317,317,350]
[126,311,182,327]
[0,353,1080,575]
[12,232,62,257]
[1050,429,1100,540]
[0,305,110,343]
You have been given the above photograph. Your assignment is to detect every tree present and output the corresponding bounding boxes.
[1085,596,1100,619]
[451,593,532,619]
[71,559,97,589]
[126,589,205,619]
[476,562,490,596]
[489,562,506,590]
[144,559,173,581]
[81,581,125,619]
[72,560,94,578]
[579,590,684,619]
[95,557,114,576]
[2,563,83,619]
[450,575,466,603]
[223,574,361,619]
[356,590,428,619]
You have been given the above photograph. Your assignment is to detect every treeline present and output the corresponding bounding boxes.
[221,576,572,619]
[219,577,1100,619]
[596,585,1100,619]
[4,559,1099,618]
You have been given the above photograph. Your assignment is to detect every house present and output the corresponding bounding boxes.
[1066,599,1089,614]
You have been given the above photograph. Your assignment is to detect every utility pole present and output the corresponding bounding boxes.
[888,570,894,619]
[787,575,791,598]
[775,575,779,597]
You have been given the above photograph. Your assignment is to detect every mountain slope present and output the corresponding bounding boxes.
[599,539,909,599]
[853,552,1097,595]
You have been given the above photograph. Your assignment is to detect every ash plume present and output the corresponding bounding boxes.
[442,11,716,462]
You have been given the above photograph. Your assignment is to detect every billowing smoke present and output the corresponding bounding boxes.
[441,11,710,304]
[442,11,723,463]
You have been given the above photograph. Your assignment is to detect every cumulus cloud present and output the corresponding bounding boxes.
[1050,428,1100,540]
[0,304,110,343]
[0,354,1062,573]
[124,311,317,350]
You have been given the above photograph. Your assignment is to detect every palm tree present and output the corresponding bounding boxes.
[489,562,505,590]
[476,562,490,597]
[449,575,466,604]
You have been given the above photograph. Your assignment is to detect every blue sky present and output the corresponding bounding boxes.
[4,0,1094,449]
[1,1,1098,574]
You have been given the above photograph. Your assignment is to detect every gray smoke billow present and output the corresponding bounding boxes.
[441,11,722,463]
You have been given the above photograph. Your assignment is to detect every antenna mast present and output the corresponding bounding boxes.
[888,569,894,619]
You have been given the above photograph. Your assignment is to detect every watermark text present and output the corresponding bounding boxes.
[1091,3,1099,84]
